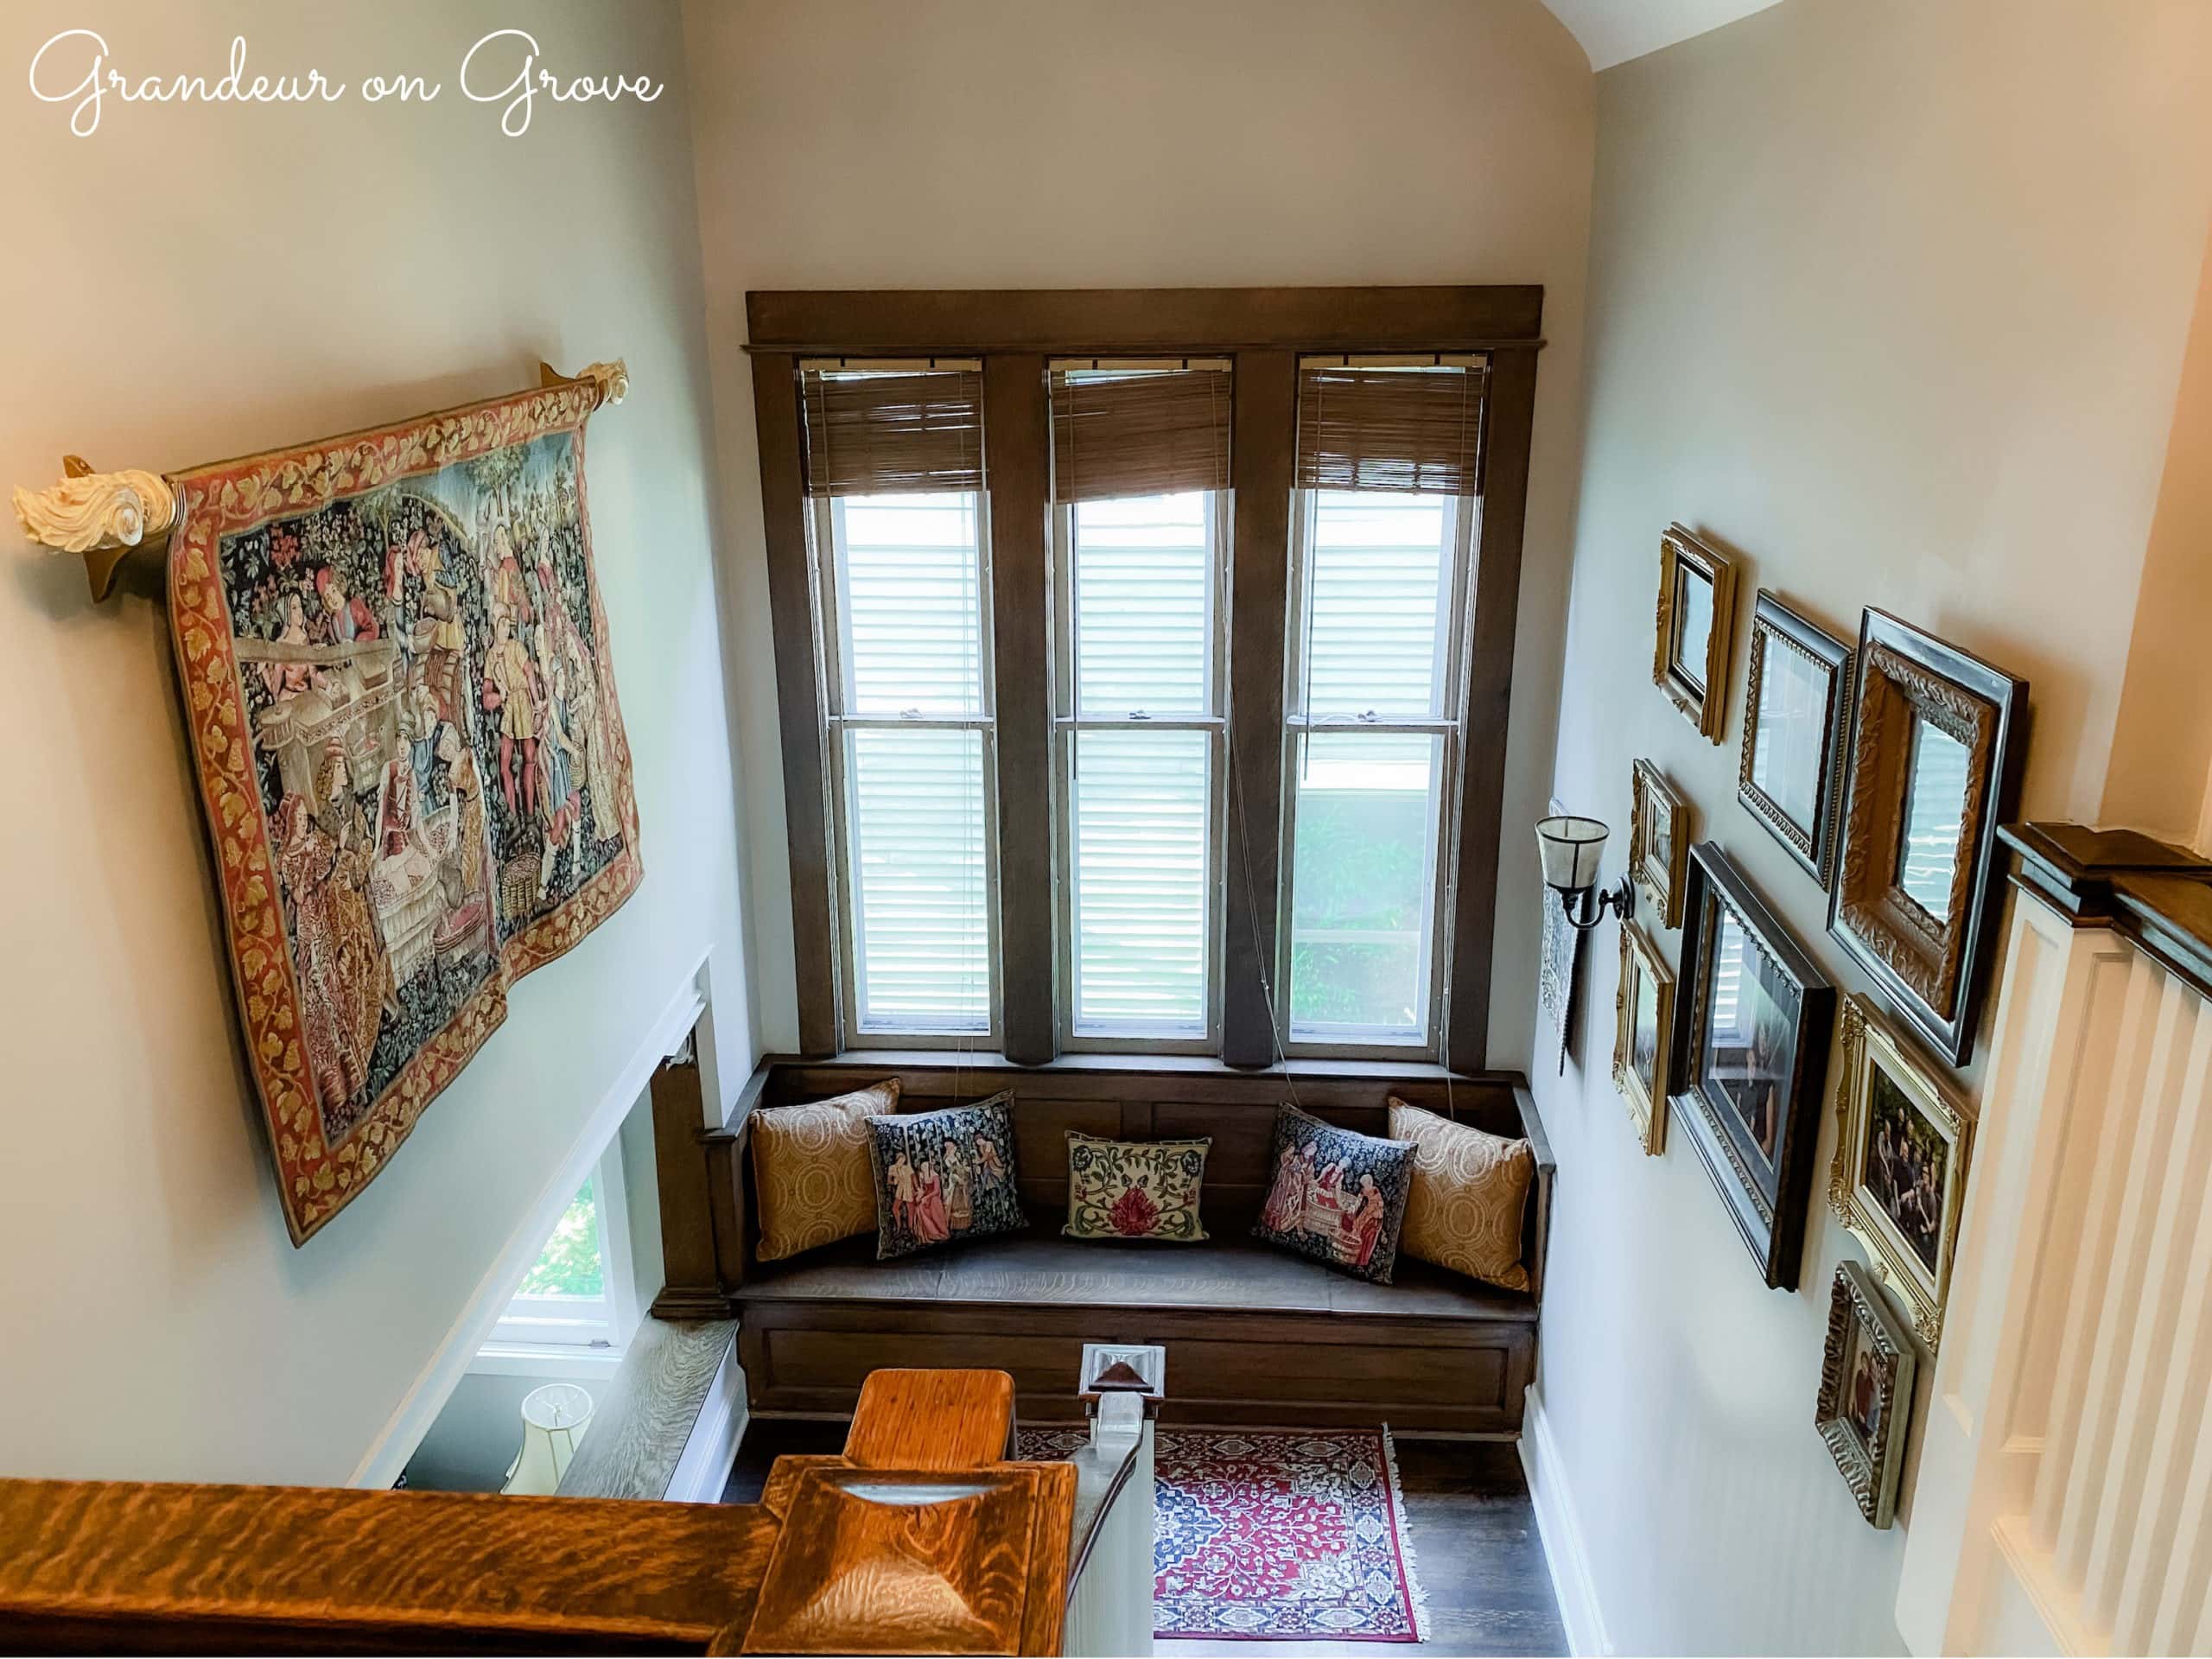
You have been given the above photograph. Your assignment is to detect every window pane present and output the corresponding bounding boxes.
[1072,493,1211,715]
[1287,731,1443,1041]
[836,493,983,716]
[1071,728,1210,1034]
[846,727,991,1031]
[515,1177,604,1298]
[1302,492,1453,718]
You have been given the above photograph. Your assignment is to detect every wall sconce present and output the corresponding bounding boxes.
[1535,814,1634,931]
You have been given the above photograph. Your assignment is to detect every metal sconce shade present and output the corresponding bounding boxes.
[1535,815,1610,893]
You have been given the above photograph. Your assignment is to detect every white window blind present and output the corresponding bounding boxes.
[822,493,997,1038]
[1283,490,1468,1050]
[1055,491,1224,1043]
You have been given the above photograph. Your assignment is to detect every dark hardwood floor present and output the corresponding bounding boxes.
[722,1421,1566,1656]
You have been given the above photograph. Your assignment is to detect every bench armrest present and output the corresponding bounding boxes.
[1513,1084,1555,1306]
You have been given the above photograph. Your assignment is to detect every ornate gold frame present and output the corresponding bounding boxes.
[1738,594,1853,887]
[1652,524,1738,742]
[1828,993,1974,1351]
[1630,759,1689,929]
[1816,1259,1917,1529]
[1612,920,1673,1156]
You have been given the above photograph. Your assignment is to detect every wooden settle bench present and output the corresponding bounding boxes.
[658,1057,1554,1438]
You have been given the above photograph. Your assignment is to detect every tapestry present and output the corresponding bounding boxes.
[865,1093,1026,1259]
[167,380,641,1244]
[1253,1105,1414,1284]
[1016,1427,1427,1642]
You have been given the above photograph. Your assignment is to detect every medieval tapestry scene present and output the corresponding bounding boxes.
[168,384,640,1243]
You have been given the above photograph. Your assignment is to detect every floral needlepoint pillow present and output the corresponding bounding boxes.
[1253,1104,1414,1283]
[866,1091,1027,1260]
[1064,1133,1211,1243]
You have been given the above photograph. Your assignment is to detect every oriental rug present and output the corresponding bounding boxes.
[168,378,640,1244]
[1018,1426,1427,1642]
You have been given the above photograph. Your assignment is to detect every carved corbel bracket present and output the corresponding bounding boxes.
[13,455,179,602]
[539,358,631,409]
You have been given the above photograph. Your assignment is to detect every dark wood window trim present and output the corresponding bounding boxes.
[746,289,1545,1069]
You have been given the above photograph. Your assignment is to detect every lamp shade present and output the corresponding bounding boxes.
[1535,815,1610,893]
[504,1382,593,1497]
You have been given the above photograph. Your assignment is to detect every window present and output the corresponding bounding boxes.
[1281,488,1472,1052]
[483,1141,637,1374]
[1053,490,1228,1046]
[817,490,999,1039]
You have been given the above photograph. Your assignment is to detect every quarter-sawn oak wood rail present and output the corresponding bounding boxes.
[0,1368,1077,1656]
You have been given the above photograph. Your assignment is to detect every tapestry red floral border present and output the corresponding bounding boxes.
[168,380,642,1244]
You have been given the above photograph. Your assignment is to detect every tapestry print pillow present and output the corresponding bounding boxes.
[866,1092,1026,1259]
[1253,1105,1414,1283]
[1064,1134,1211,1243]
[1389,1098,1534,1292]
[750,1080,901,1263]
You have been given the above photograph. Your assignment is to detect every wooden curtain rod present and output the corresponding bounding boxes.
[13,359,630,603]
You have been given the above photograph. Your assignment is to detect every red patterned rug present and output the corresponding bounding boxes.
[1019,1426,1427,1642]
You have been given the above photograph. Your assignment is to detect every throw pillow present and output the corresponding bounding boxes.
[1064,1133,1211,1243]
[750,1079,902,1263]
[1389,1098,1534,1292]
[1252,1104,1414,1283]
[867,1090,1026,1259]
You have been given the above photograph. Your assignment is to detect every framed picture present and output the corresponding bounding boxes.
[1612,920,1674,1155]
[1739,593,1853,887]
[1670,842,1837,1288]
[1816,1259,1917,1529]
[1653,524,1738,742]
[1630,760,1690,929]
[1829,994,1973,1351]
[1539,894,1583,1075]
[1828,609,2027,1067]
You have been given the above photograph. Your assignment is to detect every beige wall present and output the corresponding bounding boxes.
[682,0,1597,1069]
[0,2,753,1483]
[2102,224,2212,850]
[1535,1,2212,1652]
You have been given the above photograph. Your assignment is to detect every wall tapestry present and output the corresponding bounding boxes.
[166,376,640,1243]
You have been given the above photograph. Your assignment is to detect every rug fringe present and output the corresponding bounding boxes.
[1380,1424,1431,1643]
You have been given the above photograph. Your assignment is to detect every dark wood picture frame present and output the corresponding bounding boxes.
[1739,593,1853,887]
[1816,1258,1917,1529]
[1630,759,1689,929]
[1827,609,2027,1067]
[745,288,1545,1072]
[1670,842,1836,1289]
[1653,524,1738,742]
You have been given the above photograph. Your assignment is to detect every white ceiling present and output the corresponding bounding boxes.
[1540,0,1787,71]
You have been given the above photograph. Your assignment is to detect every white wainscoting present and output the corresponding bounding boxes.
[1521,1382,1613,1657]
[1897,890,2212,1655]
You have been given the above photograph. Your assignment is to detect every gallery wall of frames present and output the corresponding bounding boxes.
[1611,521,2025,1529]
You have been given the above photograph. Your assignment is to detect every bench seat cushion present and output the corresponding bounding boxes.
[734,1231,1536,1325]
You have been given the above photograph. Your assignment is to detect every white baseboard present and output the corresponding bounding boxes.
[1520,1384,1613,1656]
[349,964,709,1490]
[665,1338,748,1503]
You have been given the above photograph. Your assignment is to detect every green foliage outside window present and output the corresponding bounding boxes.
[516,1177,605,1298]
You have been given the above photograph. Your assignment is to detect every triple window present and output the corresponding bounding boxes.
[800,353,1485,1058]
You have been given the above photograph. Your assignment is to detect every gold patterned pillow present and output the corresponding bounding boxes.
[1389,1098,1534,1292]
[750,1080,901,1262]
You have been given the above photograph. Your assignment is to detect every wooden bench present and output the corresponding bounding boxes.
[684,1058,1553,1438]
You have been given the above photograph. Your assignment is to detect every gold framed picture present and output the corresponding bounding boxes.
[1817,1259,1917,1529]
[1827,608,2026,1066]
[1612,920,1674,1156]
[1653,524,1738,742]
[1828,992,1974,1351]
[1630,760,1689,929]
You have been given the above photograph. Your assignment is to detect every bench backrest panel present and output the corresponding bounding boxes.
[745,1062,1551,1297]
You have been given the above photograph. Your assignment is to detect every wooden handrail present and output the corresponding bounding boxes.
[0,1369,1075,1656]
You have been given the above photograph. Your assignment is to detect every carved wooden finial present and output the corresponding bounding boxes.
[539,358,631,409]
[13,459,179,601]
